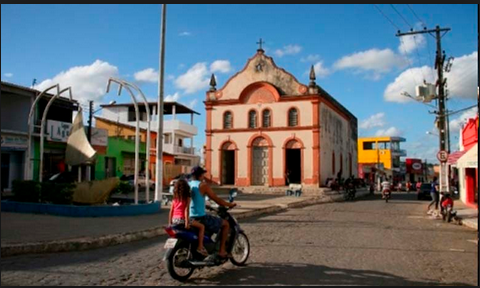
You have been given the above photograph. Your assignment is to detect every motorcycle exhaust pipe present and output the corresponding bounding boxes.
[188,261,217,267]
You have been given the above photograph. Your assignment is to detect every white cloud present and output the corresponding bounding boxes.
[301,54,321,63]
[179,32,191,36]
[210,60,232,73]
[175,60,232,94]
[167,75,175,81]
[175,63,209,94]
[188,99,198,109]
[384,51,478,103]
[449,107,478,136]
[274,44,302,57]
[165,92,181,102]
[37,60,119,104]
[334,48,406,79]
[360,113,386,129]
[312,61,331,78]
[4,73,13,78]
[375,126,403,137]
[445,51,478,99]
[398,34,426,55]
[134,68,158,83]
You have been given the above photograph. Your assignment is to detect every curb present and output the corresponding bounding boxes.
[1,190,369,257]
[460,218,478,231]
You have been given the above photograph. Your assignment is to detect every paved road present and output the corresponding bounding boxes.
[1,193,478,286]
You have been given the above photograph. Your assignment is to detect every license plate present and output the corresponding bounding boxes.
[164,238,178,249]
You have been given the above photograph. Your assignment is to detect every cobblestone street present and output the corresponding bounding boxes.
[1,193,478,286]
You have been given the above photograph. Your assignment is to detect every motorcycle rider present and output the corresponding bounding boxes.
[381,177,392,199]
[188,166,236,260]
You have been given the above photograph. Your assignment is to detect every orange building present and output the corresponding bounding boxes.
[205,48,358,187]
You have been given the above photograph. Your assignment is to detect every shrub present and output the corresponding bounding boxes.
[41,182,75,205]
[12,180,41,203]
[113,181,133,195]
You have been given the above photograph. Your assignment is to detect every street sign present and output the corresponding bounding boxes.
[437,150,449,162]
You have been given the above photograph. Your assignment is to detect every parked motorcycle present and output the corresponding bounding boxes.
[441,204,457,223]
[344,185,356,201]
[163,189,250,282]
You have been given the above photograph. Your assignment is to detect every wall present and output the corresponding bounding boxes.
[211,130,313,185]
[357,137,393,169]
[95,137,147,180]
[96,118,147,142]
[319,102,358,184]
[1,93,31,132]
[211,101,313,130]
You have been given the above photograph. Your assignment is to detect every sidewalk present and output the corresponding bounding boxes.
[454,201,478,231]
[1,189,369,257]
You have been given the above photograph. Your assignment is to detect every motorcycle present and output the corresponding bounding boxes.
[163,189,250,282]
[441,204,457,223]
[344,184,356,201]
[383,189,391,203]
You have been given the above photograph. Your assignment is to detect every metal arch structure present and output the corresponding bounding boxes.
[121,81,152,203]
[106,78,149,205]
[25,84,60,181]
[38,87,73,183]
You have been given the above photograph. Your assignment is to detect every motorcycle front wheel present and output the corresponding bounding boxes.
[166,243,195,282]
[230,232,250,266]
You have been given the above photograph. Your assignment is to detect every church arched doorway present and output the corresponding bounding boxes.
[220,141,236,185]
[251,137,269,186]
[284,139,303,184]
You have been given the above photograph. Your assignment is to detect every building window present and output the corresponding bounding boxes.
[363,141,376,150]
[178,138,183,147]
[249,110,257,128]
[223,111,233,129]
[288,108,298,127]
[379,141,391,150]
[262,109,271,128]
[164,134,171,144]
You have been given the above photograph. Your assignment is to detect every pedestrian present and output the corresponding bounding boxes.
[427,177,440,215]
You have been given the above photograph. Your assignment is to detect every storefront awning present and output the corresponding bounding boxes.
[447,150,468,166]
[457,144,478,169]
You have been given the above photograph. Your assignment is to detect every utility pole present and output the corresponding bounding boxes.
[88,100,93,142]
[155,4,167,203]
[397,25,451,193]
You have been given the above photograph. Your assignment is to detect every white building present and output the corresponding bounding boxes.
[99,102,200,167]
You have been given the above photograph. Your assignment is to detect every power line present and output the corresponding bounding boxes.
[390,4,413,29]
[407,4,427,27]
[374,4,401,31]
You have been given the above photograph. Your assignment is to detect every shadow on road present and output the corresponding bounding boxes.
[190,262,473,286]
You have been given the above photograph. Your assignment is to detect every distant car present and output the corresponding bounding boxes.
[123,174,155,191]
[417,183,432,200]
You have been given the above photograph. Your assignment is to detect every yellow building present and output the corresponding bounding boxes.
[358,136,406,182]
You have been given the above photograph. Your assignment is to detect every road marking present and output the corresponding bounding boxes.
[407,216,424,219]
[467,240,478,244]
[449,248,465,252]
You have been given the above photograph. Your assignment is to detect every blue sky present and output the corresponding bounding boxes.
[1,4,478,162]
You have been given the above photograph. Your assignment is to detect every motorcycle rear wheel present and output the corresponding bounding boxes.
[166,243,195,282]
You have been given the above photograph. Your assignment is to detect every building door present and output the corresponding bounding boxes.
[252,147,268,185]
[286,149,301,184]
[1,153,10,191]
[222,150,235,185]
[105,157,117,178]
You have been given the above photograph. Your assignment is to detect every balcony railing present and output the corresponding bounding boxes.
[164,143,195,155]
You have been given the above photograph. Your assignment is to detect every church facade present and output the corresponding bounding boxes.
[204,48,358,187]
